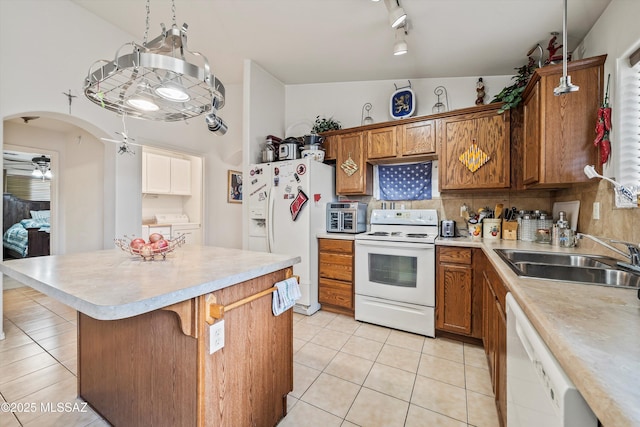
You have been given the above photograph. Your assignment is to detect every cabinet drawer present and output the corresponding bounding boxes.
[319,253,353,281]
[438,246,472,264]
[319,278,353,310]
[318,239,354,254]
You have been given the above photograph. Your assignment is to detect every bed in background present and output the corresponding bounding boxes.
[3,193,50,259]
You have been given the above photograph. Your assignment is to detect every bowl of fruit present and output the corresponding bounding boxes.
[115,233,186,261]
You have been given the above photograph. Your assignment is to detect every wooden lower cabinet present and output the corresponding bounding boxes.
[435,246,482,339]
[318,238,355,316]
[436,247,506,426]
[479,251,507,427]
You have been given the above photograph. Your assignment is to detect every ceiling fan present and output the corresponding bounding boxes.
[101,114,141,155]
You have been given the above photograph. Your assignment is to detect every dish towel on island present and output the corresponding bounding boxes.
[272,277,301,316]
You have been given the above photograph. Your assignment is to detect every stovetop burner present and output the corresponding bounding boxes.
[406,233,429,238]
[368,232,389,236]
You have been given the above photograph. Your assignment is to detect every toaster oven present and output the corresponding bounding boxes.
[326,202,367,233]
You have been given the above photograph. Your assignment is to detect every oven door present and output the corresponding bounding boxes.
[354,239,435,306]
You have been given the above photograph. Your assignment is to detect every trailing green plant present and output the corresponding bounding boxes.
[492,59,537,113]
[311,116,342,133]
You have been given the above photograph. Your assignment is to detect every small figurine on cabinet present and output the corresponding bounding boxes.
[545,32,569,65]
[475,78,485,105]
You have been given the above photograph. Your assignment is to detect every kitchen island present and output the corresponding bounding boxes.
[0,245,300,427]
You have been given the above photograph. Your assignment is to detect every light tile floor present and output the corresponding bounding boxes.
[283,310,500,427]
[1,282,499,427]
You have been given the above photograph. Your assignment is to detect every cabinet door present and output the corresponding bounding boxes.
[144,153,171,194]
[496,301,507,426]
[523,81,541,185]
[436,263,473,334]
[336,132,372,195]
[170,158,192,195]
[439,108,510,190]
[367,126,397,160]
[401,120,436,156]
[319,278,353,311]
[323,135,338,161]
[521,55,605,187]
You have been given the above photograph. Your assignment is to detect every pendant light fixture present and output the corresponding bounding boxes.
[553,0,579,95]
[83,0,227,127]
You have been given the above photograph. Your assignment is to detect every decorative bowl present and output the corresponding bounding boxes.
[114,234,186,261]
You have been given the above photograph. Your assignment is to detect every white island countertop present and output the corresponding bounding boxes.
[0,245,300,321]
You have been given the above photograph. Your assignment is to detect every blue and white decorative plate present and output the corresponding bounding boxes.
[390,87,416,119]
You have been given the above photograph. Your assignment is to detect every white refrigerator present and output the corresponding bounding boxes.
[247,158,335,315]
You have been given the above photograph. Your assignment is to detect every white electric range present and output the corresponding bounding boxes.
[354,209,438,337]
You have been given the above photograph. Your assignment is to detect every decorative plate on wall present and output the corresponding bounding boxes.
[390,87,416,120]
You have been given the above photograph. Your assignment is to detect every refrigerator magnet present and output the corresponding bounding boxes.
[290,189,309,221]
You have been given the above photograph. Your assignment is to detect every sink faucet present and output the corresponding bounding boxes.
[576,233,640,266]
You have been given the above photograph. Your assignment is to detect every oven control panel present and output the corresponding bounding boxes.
[370,209,438,226]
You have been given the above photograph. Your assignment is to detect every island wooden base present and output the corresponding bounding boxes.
[78,269,293,427]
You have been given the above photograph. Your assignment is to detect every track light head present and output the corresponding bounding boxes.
[384,0,407,28]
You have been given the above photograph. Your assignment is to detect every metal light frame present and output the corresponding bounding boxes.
[83,1,226,124]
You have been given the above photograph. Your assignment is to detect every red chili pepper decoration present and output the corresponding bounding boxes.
[600,139,611,166]
[602,107,612,131]
[594,120,605,146]
[594,74,612,166]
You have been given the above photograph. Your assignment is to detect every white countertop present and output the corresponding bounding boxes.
[0,245,299,321]
[437,237,640,427]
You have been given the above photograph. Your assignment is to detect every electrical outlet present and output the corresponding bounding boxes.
[593,202,600,220]
[210,320,225,354]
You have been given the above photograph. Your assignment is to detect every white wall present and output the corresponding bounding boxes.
[284,75,512,138]
[577,0,640,180]
[241,61,286,250]
[3,122,105,254]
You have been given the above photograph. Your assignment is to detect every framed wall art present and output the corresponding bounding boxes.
[227,170,242,203]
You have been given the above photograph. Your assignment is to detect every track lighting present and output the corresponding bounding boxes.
[554,0,579,95]
[205,95,228,135]
[384,0,407,28]
[393,26,408,56]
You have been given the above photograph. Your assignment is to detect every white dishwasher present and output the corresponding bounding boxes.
[506,293,597,427]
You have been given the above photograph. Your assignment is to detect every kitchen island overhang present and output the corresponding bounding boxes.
[0,245,301,427]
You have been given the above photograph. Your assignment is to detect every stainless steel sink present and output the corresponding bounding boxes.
[495,249,640,289]
[497,250,615,268]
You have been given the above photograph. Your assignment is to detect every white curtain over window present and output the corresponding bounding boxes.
[617,46,640,187]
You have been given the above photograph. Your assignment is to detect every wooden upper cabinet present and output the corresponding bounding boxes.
[438,105,510,190]
[401,119,436,156]
[523,81,541,185]
[521,55,606,188]
[367,126,397,160]
[366,120,437,164]
[323,135,338,161]
[336,132,373,195]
